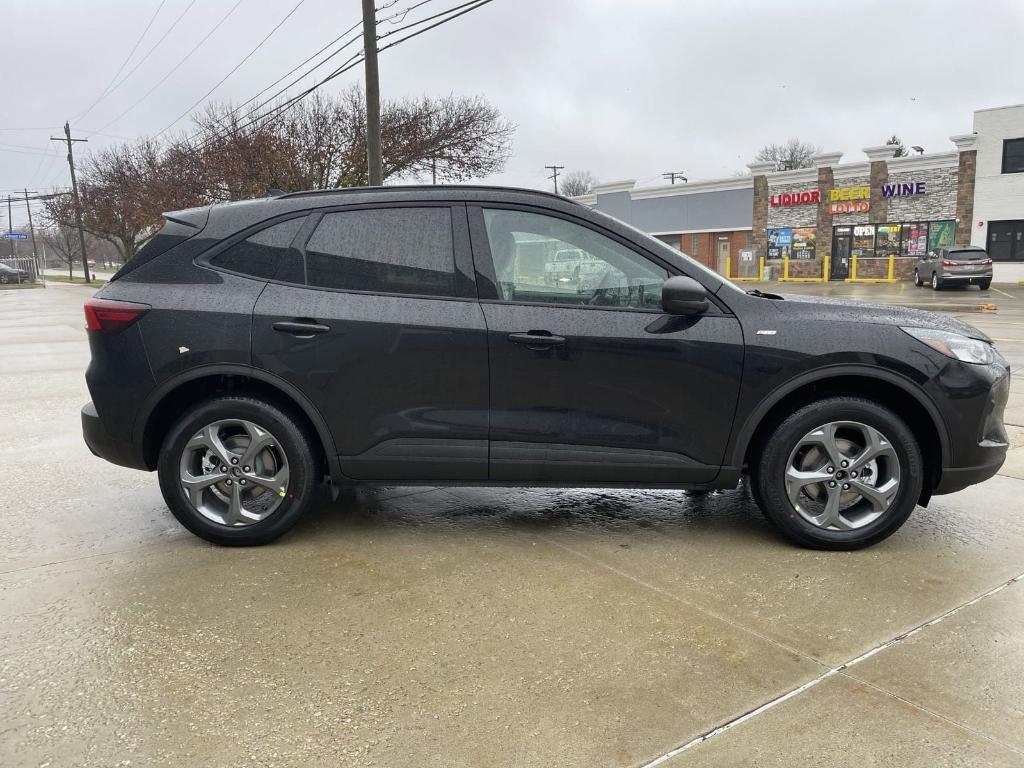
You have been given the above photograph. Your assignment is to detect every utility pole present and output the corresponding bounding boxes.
[24,189,41,282]
[662,171,687,185]
[545,164,564,195]
[51,122,91,283]
[431,157,437,185]
[361,0,383,186]
[6,195,13,257]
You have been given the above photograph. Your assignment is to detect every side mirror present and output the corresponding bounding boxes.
[661,275,708,315]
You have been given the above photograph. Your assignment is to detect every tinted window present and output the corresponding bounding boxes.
[1003,138,1024,174]
[210,217,304,279]
[305,207,455,296]
[482,208,667,309]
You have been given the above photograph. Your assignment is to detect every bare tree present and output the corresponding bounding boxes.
[886,135,909,157]
[754,139,820,171]
[560,169,597,197]
[39,224,80,279]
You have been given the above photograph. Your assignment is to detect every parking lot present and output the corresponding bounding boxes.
[2,282,1023,767]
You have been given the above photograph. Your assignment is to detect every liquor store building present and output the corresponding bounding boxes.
[749,140,977,280]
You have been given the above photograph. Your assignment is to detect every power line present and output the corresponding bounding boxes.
[88,0,245,134]
[73,0,168,123]
[155,0,309,137]
[377,0,482,40]
[81,0,200,120]
[205,0,495,147]
[377,0,494,52]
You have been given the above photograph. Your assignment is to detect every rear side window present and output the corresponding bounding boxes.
[305,207,455,296]
[210,217,305,280]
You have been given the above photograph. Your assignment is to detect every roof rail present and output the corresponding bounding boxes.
[274,184,580,205]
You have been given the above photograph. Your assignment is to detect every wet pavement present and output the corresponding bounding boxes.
[1,283,1023,767]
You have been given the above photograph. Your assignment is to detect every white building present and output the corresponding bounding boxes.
[970,104,1024,280]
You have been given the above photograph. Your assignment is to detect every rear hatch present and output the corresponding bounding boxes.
[944,249,992,272]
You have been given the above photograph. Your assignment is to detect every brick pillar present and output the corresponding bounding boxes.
[816,166,834,261]
[955,149,977,245]
[868,160,889,223]
[752,174,768,262]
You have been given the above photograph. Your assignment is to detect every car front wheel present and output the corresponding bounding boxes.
[913,269,923,286]
[157,395,320,545]
[931,272,941,290]
[753,396,923,550]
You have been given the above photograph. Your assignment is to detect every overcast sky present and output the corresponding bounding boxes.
[2,0,1023,226]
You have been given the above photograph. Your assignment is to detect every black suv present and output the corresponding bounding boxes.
[81,186,1010,549]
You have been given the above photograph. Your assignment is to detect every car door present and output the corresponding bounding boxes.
[469,205,744,484]
[252,202,490,481]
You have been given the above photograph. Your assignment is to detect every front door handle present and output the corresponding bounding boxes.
[273,320,331,337]
[508,331,566,350]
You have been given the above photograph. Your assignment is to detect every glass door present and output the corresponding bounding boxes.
[831,227,852,280]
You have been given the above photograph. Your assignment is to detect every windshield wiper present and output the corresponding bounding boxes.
[746,288,784,300]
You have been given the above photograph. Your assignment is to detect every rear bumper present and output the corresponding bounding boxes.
[941,272,992,282]
[82,401,148,471]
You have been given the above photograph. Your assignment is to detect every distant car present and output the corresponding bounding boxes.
[544,248,591,284]
[0,263,29,284]
[914,245,993,290]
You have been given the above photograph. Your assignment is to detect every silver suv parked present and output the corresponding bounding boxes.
[914,245,993,290]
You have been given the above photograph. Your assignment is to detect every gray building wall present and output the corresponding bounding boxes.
[593,186,752,233]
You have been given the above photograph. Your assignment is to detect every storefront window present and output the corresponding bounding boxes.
[852,225,875,258]
[927,220,956,253]
[900,222,929,257]
[791,227,816,259]
[875,225,901,258]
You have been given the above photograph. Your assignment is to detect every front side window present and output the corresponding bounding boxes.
[1003,138,1024,174]
[482,208,667,309]
[305,207,455,296]
[210,217,305,280]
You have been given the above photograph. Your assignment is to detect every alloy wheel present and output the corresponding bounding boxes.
[178,419,290,526]
[784,421,901,531]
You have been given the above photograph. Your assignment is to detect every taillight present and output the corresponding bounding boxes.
[941,259,956,266]
[84,298,150,333]
[980,258,993,265]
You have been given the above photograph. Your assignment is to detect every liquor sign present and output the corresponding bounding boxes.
[770,190,819,206]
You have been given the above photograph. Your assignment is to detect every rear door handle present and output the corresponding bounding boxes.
[508,331,566,350]
[273,320,331,337]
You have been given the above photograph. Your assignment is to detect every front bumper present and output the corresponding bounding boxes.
[934,367,1010,495]
[82,401,147,470]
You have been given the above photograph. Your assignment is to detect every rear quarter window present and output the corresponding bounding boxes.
[209,217,306,280]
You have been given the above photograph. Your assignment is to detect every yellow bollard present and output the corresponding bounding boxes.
[783,256,790,280]
[850,255,858,281]
[758,256,765,281]
[886,254,895,281]
[822,255,830,283]
[725,255,732,278]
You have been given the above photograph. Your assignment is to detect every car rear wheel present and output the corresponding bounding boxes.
[979,279,992,290]
[752,396,923,550]
[931,272,941,290]
[157,395,319,545]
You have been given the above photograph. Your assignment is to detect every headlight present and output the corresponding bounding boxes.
[901,327,996,365]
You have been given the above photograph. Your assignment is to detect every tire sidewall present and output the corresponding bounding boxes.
[157,396,318,546]
[756,397,923,549]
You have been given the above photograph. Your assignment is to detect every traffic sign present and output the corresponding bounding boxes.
[3,232,28,240]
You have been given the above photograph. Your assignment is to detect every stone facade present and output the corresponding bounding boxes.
[752,173,769,261]
[816,167,834,262]
[886,165,959,222]
[765,178,819,228]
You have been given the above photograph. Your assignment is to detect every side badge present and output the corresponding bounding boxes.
[756,330,777,336]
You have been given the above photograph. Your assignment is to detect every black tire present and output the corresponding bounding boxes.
[979,280,991,290]
[931,271,941,290]
[0,274,8,285]
[752,396,923,550]
[157,395,320,546]
[913,269,923,287]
